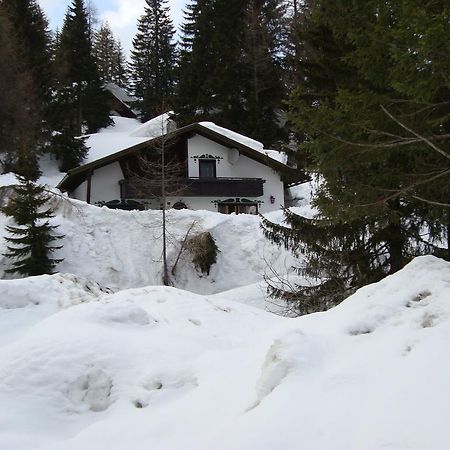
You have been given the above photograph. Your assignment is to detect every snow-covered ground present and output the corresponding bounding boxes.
[0,256,449,450]
[0,197,298,300]
[1,117,448,449]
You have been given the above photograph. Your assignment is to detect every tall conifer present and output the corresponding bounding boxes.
[0,2,45,175]
[53,0,111,135]
[175,0,288,146]
[263,0,450,313]
[129,0,177,121]
[0,0,52,103]
[93,22,128,87]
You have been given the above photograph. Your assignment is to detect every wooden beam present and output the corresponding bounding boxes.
[86,170,93,204]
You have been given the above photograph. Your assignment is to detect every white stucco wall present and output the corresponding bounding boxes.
[70,134,285,214]
[186,134,284,213]
[71,162,123,205]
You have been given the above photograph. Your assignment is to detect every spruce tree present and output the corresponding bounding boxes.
[175,0,289,146]
[175,0,247,128]
[93,22,128,87]
[0,0,52,174]
[54,0,111,134]
[175,0,217,124]
[0,6,42,176]
[242,0,289,145]
[263,0,450,314]
[2,158,63,277]
[0,0,52,104]
[129,0,177,121]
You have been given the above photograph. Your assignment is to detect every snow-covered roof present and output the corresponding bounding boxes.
[129,112,174,138]
[198,122,287,164]
[57,117,290,192]
[199,122,265,152]
[104,82,135,104]
[83,115,172,165]
[82,116,287,168]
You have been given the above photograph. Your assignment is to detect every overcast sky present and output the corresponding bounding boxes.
[39,0,187,53]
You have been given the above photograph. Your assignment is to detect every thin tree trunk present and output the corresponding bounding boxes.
[161,110,170,286]
[386,222,405,274]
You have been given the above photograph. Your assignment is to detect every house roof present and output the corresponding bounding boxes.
[57,122,291,193]
[104,82,136,104]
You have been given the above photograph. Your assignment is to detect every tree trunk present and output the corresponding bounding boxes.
[385,222,405,274]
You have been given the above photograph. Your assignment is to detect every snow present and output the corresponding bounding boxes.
[199,121,265,151]
[262,148,287,164]
[0,172,17,188]
[81,113,174,165]
[128,112,173,137]
[0,256,449,449]
[198,122,288,165]
[1,114,447,449]
[83,117,148,164]
[0,197,297,297]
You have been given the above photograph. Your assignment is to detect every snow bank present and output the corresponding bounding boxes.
[0,197,296,298]
[0,273,111,348]
[0,256,449,449]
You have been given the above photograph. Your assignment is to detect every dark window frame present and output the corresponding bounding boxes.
[199,159,217,178]
[218,203,258,215]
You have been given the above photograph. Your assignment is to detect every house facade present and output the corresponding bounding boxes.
[57,122,288,214]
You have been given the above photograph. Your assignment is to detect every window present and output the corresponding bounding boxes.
[172,201,187,210]
[199,159,216,178]
[218,203,258,215]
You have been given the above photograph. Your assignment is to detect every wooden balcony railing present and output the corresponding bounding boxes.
[120,177,265,199]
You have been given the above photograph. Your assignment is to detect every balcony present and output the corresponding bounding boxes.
[120,177,265,199]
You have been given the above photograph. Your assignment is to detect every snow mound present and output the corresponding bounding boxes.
[0,197,296,298]
[0,285,279,449]
[0,273,111,348]
[0,273,110,310]
[0,256,449,449]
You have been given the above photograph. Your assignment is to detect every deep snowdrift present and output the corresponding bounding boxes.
[0,256,449,450]
[0,196,298,299]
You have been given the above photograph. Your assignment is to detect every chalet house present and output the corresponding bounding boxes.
[57,117,290,215]
[104,82,138,119]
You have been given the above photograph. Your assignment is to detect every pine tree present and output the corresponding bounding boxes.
[175,0,217,124]
[54,0,111,134]
[50,126,88,173]
[129,0,177,121]
[175,0,247,128]
[242,0,289,145]
[175,0,289,146]
[2,157,63,277]
[93,22,128,87]
[0,0,52,103]
[263,0,450,314]
[0,0,52,174]
[0,11,41,173]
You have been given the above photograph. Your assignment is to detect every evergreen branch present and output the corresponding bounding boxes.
[353,168,450,207]
[380,105,450,162]
[411,195,450,208]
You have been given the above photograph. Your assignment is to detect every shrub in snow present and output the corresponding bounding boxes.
[187,232,219,276]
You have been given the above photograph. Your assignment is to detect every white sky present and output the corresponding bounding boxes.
[39,0,187,53]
